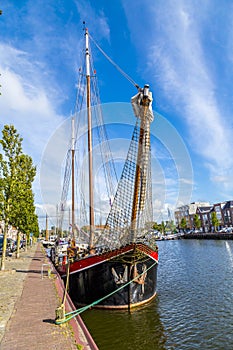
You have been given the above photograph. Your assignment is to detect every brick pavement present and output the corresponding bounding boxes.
[0,244,98,350]
[0,245,37,343]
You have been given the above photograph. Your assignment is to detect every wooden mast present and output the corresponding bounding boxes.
[71,117,75,238]
[130,116,145,231]
[130,86,150,241]
[85,28,95,250]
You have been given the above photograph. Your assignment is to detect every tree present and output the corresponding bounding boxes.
[11,154,39,235]
[153,222,159,231]
[0,125,39,269]
[0,125,23,269]
[12,154,39,256]
[153,221,165,235]
[165,220,177,233]
[160,221,165,235]
[180,217,187,230]
[193,214,201,230]
[211,212,219,232]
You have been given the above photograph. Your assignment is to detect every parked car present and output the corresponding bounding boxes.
[188,229,202,234]
[0,235,15,256]
[186,229,194,234]
[219,227,232,233]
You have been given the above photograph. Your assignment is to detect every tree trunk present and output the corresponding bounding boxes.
[0,221,8,271]
[16,230,20,259]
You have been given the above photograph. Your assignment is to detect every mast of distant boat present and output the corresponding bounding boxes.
[85,28,95,251]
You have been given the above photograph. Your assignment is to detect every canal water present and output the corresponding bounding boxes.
[82,239,233,349]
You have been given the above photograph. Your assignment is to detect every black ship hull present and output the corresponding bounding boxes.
[57,243,158,309]
[69,258,157,309]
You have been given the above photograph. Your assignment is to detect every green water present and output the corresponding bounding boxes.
[82,239,233,349]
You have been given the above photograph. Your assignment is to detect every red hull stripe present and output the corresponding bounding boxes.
[58,243,158,277]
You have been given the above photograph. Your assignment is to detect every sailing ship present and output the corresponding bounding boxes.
[52,27,158,309]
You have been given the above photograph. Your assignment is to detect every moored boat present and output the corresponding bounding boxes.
[51,27,158,309]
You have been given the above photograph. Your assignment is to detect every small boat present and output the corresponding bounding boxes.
[52,27,158,309]
[42,239,55,248]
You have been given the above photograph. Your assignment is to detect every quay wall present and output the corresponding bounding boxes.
[52,261,99,350]
[183,233,233,240]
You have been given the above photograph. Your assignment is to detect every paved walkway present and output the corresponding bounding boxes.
[0,243,98,349]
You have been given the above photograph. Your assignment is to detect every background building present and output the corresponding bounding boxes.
[175,201,233,232]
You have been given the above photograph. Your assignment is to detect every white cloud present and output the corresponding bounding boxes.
[0,44,65,208]
[125,0,233,193]
[0,68,61,153]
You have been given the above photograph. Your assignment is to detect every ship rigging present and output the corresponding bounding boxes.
[52,27,158,310]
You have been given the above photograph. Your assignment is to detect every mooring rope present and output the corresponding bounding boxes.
[55,259,157,325]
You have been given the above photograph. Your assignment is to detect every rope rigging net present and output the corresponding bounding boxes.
[58,30,153,249]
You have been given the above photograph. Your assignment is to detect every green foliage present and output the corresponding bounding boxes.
[152,222,159,231]
[161,221,166,234]
[165,220,177,233]
[153,220,177,234]
[0,125,39,238]
[193,214,201,229]
[180,217,187,229]
[153,221,165,234]
[211,212,219,232]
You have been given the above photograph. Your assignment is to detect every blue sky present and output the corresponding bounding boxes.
[0,0,233,228]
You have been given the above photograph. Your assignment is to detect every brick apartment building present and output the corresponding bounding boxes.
[175,200,233,232]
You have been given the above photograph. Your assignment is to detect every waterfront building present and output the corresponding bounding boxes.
[222,201,233,226]
[175,202,210,229]
[175,200,233,232]
[213,202,225,226]
[196,206,212,232]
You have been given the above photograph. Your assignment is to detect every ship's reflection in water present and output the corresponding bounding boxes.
[82,298,166,350]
